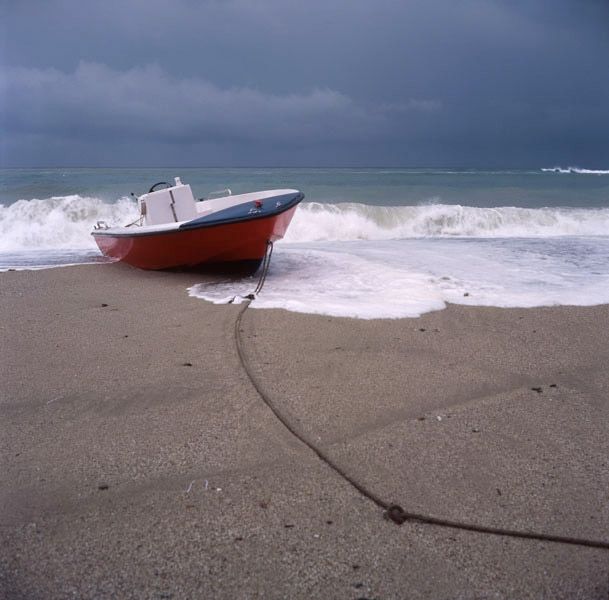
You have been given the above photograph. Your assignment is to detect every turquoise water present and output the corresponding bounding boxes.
[2,167,609,208]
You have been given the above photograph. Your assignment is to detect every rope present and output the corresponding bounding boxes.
[233,294,609,551]
[382,505,609,549]
[229,241,274,304]
[248,241,274,299]
[124,215,143,228]
[235,299,388,508]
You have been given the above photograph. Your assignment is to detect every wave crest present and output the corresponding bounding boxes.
[285,202,609,241]
[1,196,608,253]
[541,166,609,175]
[0,195,138,251]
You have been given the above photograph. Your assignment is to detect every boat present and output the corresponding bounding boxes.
[92,178,304,271]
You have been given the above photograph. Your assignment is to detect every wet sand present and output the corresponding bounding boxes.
[2,263,609,599]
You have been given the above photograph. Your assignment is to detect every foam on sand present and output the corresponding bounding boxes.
[189,237,609,319]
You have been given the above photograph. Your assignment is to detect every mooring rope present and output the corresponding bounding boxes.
[250,241,274,298]
[228,241,274,304]
[231,249,609,551]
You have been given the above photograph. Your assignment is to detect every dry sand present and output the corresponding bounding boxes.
[1,263,609,599]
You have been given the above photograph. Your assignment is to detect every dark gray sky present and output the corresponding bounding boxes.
[1,0,608,167]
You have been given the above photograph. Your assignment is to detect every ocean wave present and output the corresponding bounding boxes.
[2,196,609,253]
[284,202,609,241]
[0,195,138,251]
[541,166,609,175]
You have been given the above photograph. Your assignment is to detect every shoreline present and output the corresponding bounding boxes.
[2,264,609,598]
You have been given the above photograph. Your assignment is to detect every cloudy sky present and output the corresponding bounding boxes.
[1,0,608,167]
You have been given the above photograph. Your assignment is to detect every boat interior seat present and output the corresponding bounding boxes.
[142,184,198,225]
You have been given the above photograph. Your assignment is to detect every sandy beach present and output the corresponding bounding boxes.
[2,263,609,599]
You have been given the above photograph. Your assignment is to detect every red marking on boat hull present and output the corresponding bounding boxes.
[93,207,297,270]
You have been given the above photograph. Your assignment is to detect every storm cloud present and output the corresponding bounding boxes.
[1,0,608,167]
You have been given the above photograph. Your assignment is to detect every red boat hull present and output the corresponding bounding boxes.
[94,206,297,270]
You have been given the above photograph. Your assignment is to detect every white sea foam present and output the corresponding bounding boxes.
[4,196,609,319]
[0,195,138,251]
[285,202,609,241]
[3,197,608,258]
[189,238,609,319]
[542,166,609,175]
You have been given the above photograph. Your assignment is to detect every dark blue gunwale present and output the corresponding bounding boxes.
[179,191,304,230]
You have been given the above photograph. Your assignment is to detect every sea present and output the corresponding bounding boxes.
[2,167,609,319]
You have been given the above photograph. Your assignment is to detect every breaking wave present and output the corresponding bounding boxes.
[285,202,609,242]
[541,166,609,175]
[2,195,609,253]
[0,195,138,251]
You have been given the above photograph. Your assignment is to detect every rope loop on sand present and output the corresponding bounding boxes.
[232,254,609,552]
